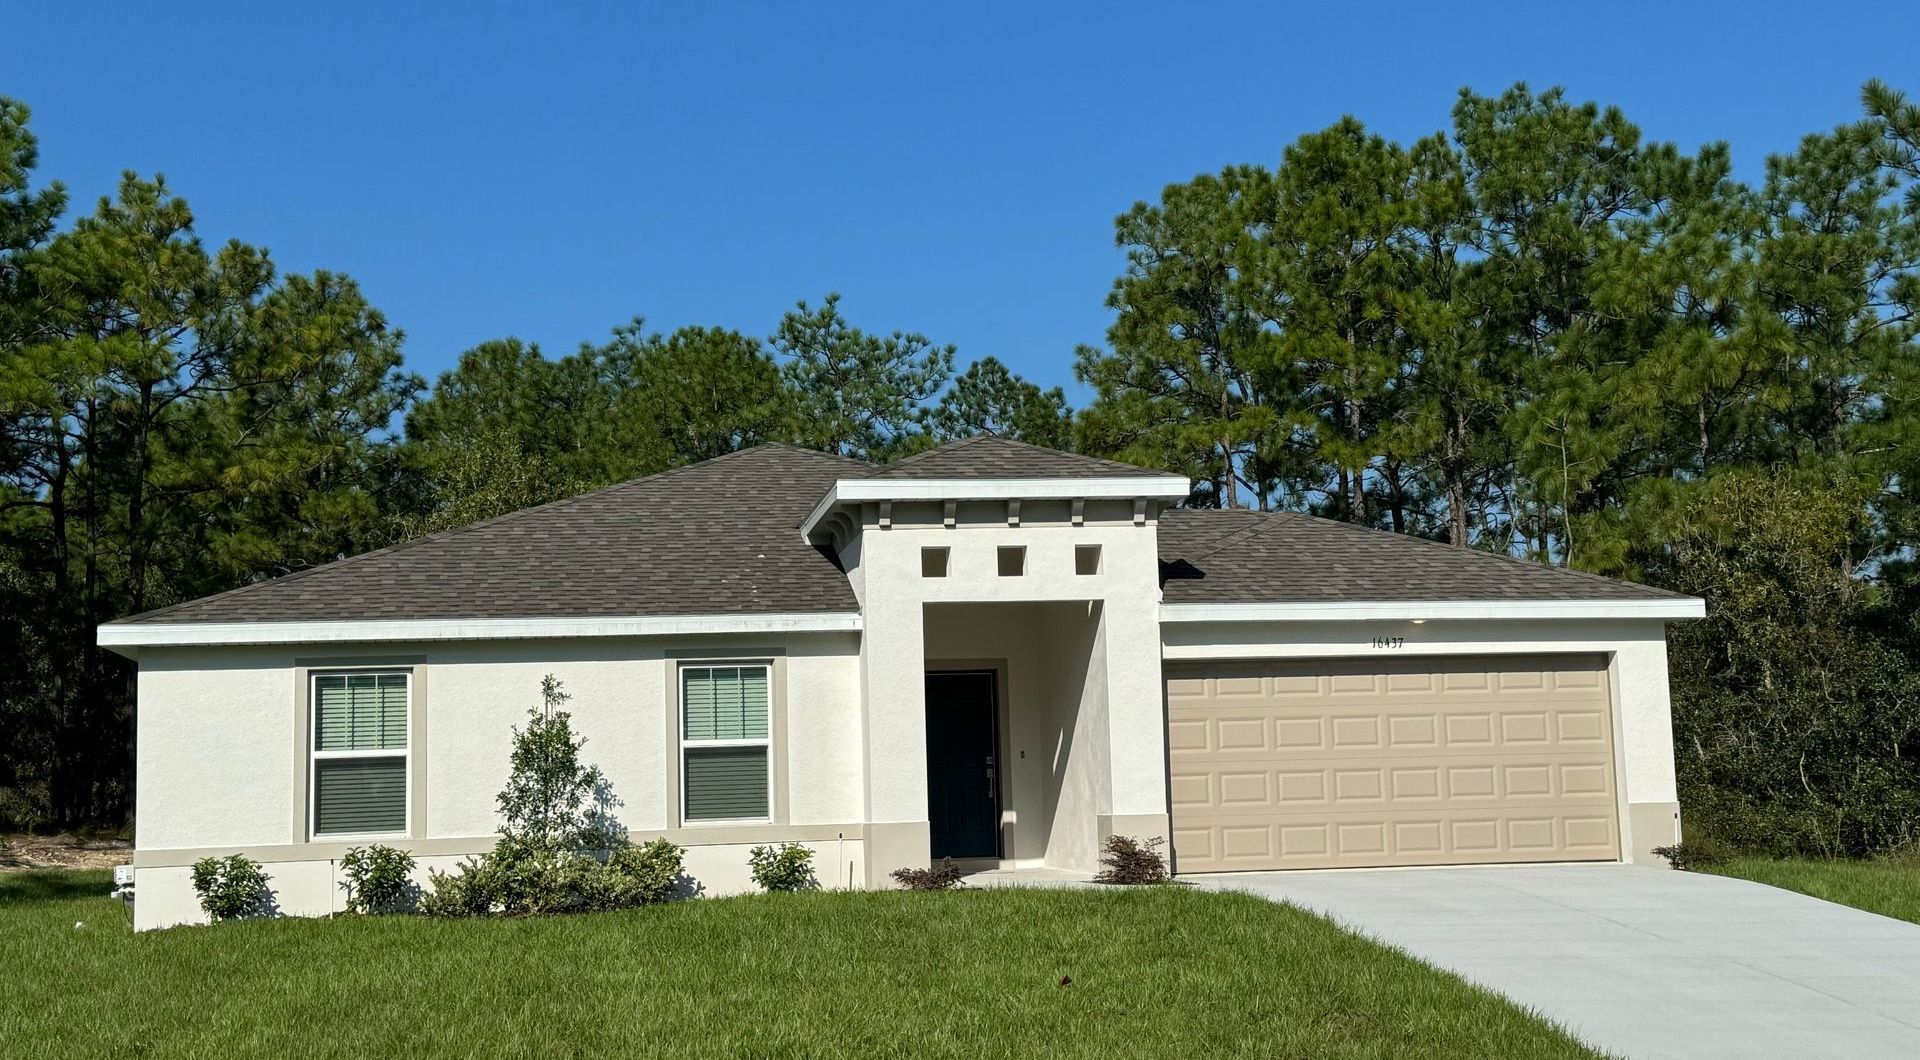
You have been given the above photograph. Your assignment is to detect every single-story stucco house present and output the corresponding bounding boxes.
[101,437,1703,929]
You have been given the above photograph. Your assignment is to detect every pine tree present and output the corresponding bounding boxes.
[772,293,953,461]
[1076,169,1280,507]
[924,356,1071,449]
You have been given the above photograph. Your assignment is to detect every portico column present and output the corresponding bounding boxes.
[859,590,930,885]
[1097,588,1172,849]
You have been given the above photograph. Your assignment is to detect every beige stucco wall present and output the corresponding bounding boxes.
[1040,603,1108,872]
[1158,617,1683,863]
[131,631,864,930]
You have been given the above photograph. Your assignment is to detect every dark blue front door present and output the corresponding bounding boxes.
[925,671,999,859]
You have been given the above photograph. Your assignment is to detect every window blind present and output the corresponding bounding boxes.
[682,667,768,741]
[314,757,406,835]
[315,673,408,751]
[683,746,769,821]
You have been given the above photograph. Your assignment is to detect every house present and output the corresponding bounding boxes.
[100,437,1703,929]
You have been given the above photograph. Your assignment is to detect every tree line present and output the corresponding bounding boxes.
[4,82,1919,854]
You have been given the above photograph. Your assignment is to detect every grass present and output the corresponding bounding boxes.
[1706,856,1920,925]
[0,870,1604,1060]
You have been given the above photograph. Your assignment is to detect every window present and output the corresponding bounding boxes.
[997,545,1026,577]
[921,546,949,578]
[681,665,772,822]
[1075,543,1102,575]
[311,671,409,837]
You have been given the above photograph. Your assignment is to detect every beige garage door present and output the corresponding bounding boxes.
[1166,654,1619,872]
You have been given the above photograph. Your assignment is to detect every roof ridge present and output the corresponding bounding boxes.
[111,444,852,624]
[874,435,990,473]
[871,435,1173,478]
[977,435,1173,475]
[1168,508,1270,563]
[756,441,876,472]
[1247,508,1690,600]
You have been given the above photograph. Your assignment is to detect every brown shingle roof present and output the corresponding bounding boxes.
[1158,508,1687,604]
[867,436,1171,479]
[114,445,871,624]
[117,441,1676,627]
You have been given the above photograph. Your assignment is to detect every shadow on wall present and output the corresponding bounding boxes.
[1040,601,1106,873]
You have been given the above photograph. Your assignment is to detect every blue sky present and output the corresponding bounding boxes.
[9,2,1916,401]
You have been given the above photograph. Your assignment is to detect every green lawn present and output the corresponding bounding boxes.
[1707,856,1920,925]
[0,870,1601,1059]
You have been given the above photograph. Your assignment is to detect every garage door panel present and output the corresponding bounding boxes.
[1500,712,1551,743]
[1391,767,1442,799]
[1277,771,1325,802]
[1557,711,1607,743]
[1553,668,1604,690]
[1337,822,1387,854]
[1385,670,1440,693]
[1222,825,1276,858]
[1563,816,1616,851]
[1503,764,1554,797]
[1167,655,1619,873]
[1332,768,1384,801]
[1330,716,1382,747]
[1447,764,1497,798]
[1273,718,1324,748]
[1387,714,1439,746]
[1217,771,1271,805]
[1507,818,1557,851]
[1215,717,1268,749]
[1561,762,1613,795]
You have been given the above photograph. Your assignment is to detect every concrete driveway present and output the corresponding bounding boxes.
[1191,864,1920,1060]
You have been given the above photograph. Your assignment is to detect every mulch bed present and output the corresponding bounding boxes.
[0,834,132,871]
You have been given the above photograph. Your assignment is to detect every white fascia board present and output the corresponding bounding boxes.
[801,475,1192,540]
[98,611,864,652]
[1159,598,1706,623]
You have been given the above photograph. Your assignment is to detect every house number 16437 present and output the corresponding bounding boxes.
[1371,635,1405,649]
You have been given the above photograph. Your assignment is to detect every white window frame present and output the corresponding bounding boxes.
[309,669,412,841]
[679,663,773,827]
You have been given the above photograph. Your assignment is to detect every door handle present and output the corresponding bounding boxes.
[986,766,996,798]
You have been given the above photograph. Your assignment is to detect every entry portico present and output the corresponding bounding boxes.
[801,447,1188,883]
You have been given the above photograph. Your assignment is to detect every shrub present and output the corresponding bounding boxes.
[748,842,817,892]
[424,675,671,918]
[890,857,965,891]
[421,839,687,918]
[421,855,503,918]
[341,844,419,914]
[567,839,688,912]
[190,854,274,921]
[496,676,623,853]
[1651,842,1725,872]
[601,838,686,907]
[1094,835,1169,885]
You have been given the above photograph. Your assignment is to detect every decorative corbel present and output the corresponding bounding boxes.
[1071,498,1085,527]
[1006,498,1021,527]
[943,499,957,529]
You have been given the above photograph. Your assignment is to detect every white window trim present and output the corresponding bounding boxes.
[678,663,774,827]
[309,670,412,842]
